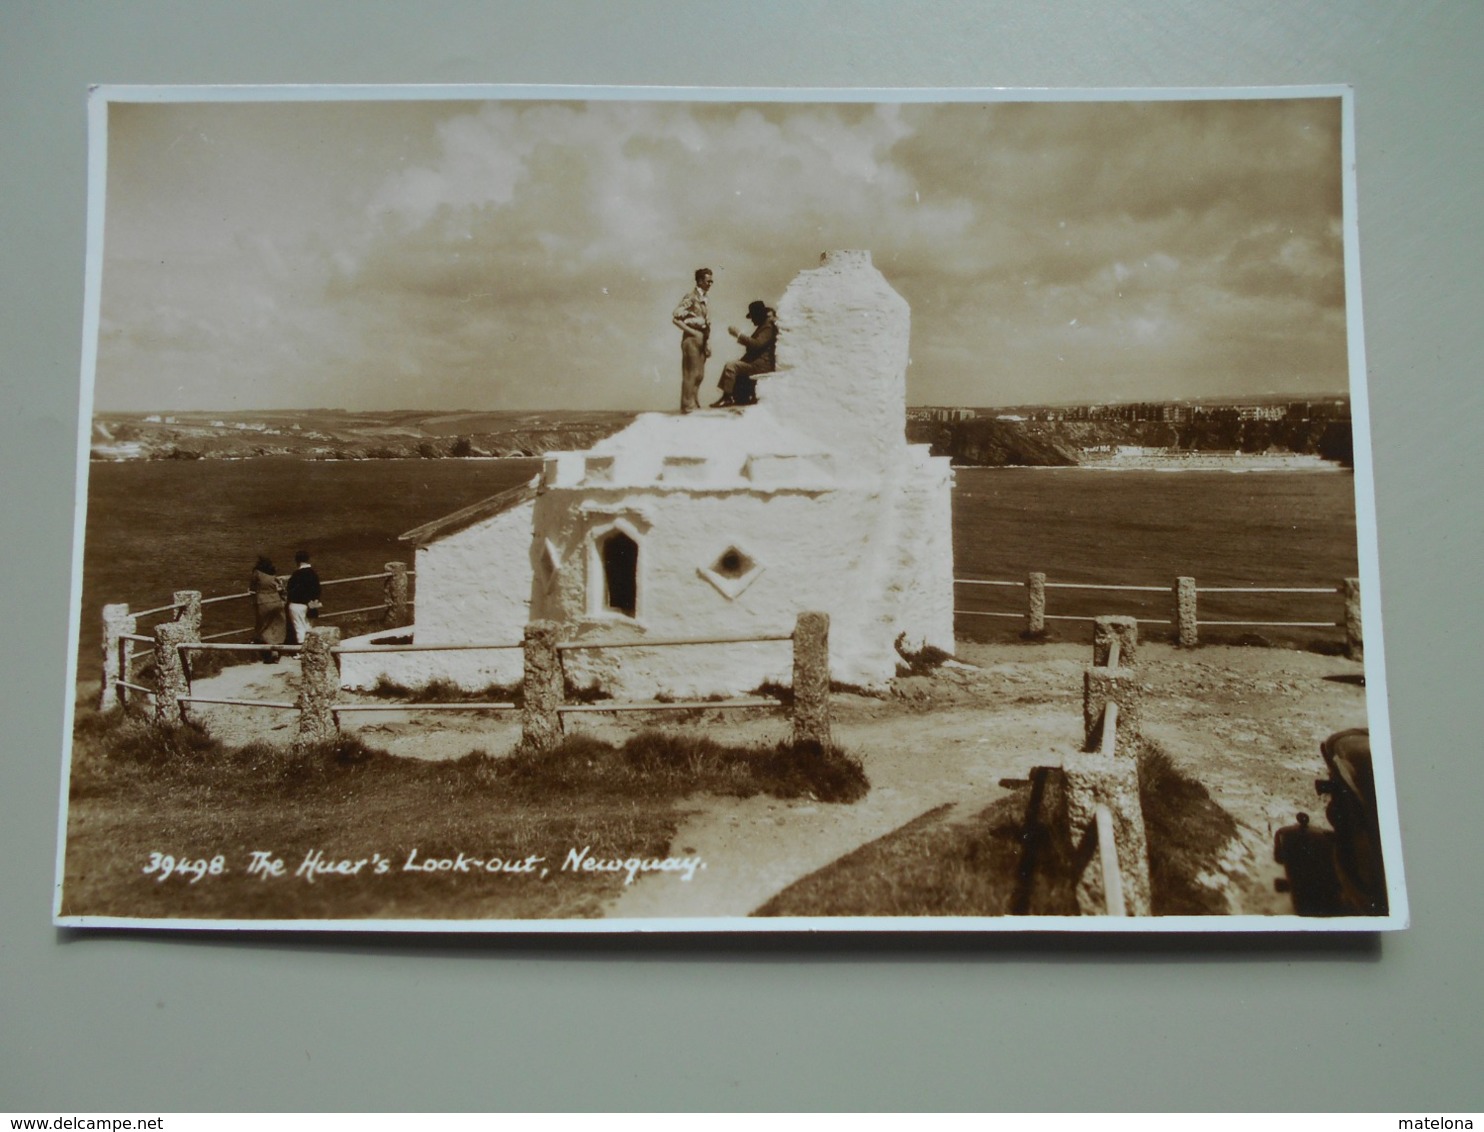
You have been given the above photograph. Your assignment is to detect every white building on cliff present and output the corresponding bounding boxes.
[339,250,955,698]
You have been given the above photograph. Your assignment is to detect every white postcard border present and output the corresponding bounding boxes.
[55,82,1406,934]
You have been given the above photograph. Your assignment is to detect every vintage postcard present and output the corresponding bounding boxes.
[56,85,1406,931]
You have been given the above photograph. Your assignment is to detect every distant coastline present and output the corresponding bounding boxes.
[89,409,636,463]
[1075,449,1343,472]
[90,404,1353,469]
[906,405,1353,469]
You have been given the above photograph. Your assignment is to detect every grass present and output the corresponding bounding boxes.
[60,707,866,922]
[366,676,523,705]
[1199,629,1353,657]
[493,731,867,804]
[894,633,955,677]
[756,773,1079,918]
[563,678,613,704]
[1137,741,1241,915]
[756,743,1238,918]
[969,621,1354,658]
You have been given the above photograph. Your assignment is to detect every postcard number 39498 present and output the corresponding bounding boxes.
[142,853,227,883]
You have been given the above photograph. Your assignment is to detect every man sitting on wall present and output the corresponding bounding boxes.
[711,301,776,408]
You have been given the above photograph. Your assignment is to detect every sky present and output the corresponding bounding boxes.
[94,93,1350,413]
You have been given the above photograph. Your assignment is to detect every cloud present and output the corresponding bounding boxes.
[94,96,1349,412]
[321,100,977,408]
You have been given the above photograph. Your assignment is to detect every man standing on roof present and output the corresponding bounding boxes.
[672,267,713,414]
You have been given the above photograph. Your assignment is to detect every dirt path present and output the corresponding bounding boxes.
[186,641,1369,917]
[186,659,526,758]
[607,703,1072,918]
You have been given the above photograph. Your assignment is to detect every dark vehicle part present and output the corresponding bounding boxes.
[1274,728,1388,917]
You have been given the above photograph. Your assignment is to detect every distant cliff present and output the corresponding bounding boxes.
[906,417,1353,467]
[93,406,1353,467]
[906,418,1081,466]
[91,410,636,462]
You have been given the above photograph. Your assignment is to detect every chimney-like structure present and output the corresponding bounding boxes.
[763,250,911,473]
[346,249,954,700]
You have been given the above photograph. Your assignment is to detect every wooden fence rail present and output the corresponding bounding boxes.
[103,562,1362,712]
[99,563,416,712]
[1093,803,1126,918]
[955,571,1362,656]
[112,606,834,756]
[334,641,520,655]
[1073,616,1152,916]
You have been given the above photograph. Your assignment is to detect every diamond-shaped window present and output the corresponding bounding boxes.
[714,547,754,579]
[698,544,764,600]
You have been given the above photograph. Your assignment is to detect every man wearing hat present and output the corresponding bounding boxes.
[711,300,777,408]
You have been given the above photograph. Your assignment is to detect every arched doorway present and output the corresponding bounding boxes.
[600,529,638,618]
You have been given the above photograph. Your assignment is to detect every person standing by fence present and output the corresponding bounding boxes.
[284,549,321,647]
[249,555,287,663]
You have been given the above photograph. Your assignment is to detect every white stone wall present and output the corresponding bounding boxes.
[881,447,957,657]
[761,250,912,475]
[531,482,921,698]
[359,250,958,701]
[338,500,533,692]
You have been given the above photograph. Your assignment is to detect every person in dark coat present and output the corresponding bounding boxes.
[712,301,776,407]
[284,549,321,646]
[249,555,286,663]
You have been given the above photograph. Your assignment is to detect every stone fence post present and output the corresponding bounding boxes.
[1067,630,1153,915]
[173,590,202,635]
[1074,623,1151,913]
[1063,745,1152,917]
[384,561,410,627]
[1083,664,1142,750]
[1092,615,1138,668]
[792,612,832,748]
[1174,576,1198,648]
[295,626,342,744]
[1026,571,1046,637]
[101,603,136,712]
[521,621,564,752]
[152,621,193,726]
[1343,577,1363,662]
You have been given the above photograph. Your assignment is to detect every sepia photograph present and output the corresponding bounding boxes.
[56,85,1406,930]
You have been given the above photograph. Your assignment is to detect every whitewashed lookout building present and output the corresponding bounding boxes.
[339,250,955,699]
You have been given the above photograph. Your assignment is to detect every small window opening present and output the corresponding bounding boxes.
[601,530,638,617]
[713,547,753,579]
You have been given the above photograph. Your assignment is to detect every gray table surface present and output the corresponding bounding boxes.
[2,1,1479,1112]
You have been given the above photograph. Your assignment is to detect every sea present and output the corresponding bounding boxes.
[74,458,1362,681]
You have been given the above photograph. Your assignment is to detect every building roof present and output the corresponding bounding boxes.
[583,407,831,482]
[399,475,539,546]
[403,252,913,545]
[403,404,837,547]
